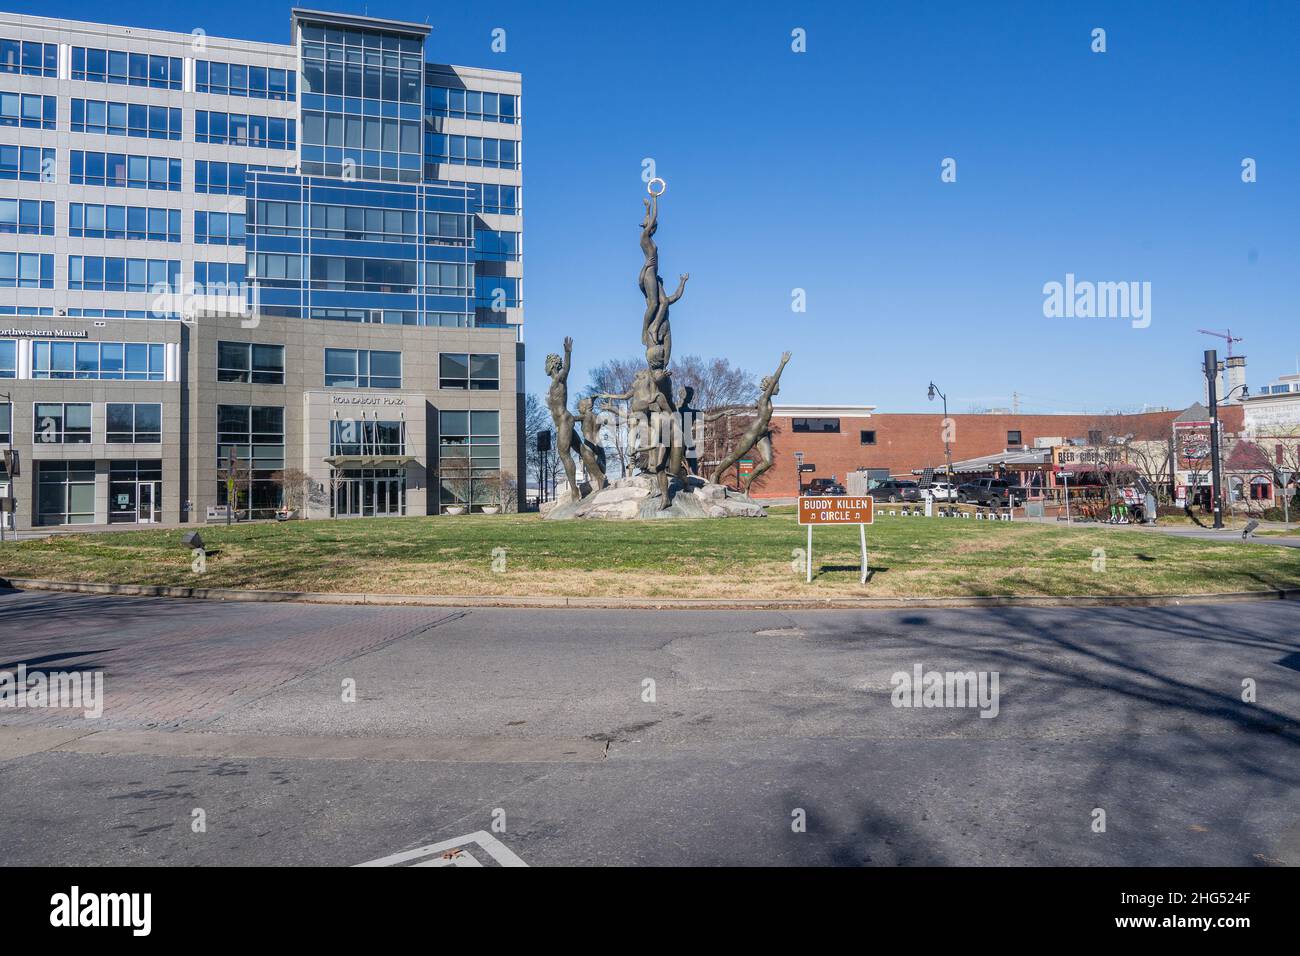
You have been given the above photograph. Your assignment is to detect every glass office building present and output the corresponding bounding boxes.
[0,8,523,529]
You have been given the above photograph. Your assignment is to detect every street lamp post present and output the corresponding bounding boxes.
[927,382,953,484]
[1203,350,1227,529]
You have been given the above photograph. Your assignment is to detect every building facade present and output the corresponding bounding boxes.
[0,8,524,530]
[752,405,1245,499]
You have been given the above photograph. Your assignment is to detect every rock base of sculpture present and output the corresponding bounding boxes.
[543,473,767,520]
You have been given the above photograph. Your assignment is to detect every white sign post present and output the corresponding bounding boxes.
[798,496,874,584]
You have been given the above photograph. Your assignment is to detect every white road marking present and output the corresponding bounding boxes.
[355,830,528,867]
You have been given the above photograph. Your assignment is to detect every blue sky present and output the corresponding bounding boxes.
[22,0,1300,412]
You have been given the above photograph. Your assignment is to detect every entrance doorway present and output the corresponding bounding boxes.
[331,469,405,518]
[137,481,161,523]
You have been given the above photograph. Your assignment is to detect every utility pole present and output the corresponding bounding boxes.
[1204,350,1225,529]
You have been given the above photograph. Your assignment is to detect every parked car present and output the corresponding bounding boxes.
[958,478,1025,508]
[924,481,958,501]
[802,477,845,496]
[871,479,922,503]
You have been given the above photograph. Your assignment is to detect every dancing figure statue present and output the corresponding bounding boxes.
[544,337,582,501]
[708,352,792,492]
[575,396,608,491]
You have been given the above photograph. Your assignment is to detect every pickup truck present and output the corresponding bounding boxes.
[957,478,1025,508]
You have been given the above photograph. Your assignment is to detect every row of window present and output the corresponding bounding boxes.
[195,61,296,100]
[0,144,53,181]
[71,48,182,89]
[424,133,520,170]
[0,91,55,129]
[0,38,57,77]
[70,99,182,139]
[30,341,167,380]
[0,96,297,148]
[194,211,246,245]
[0,252,53,288]
[194,111,296,150]
[210,341,499,391]
[69,203,181,242]
[17,150,521,217]
[300,58,423,105]
[301,110,421,154]
[30,401,162,443]
[425,87,518,124]
[0,198,54,235]
[67,257,181,293]
[0,204,506,251]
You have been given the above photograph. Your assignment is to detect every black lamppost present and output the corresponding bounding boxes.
[0,390,11,543]
[927,382,953,482]
[1212,380,1250,527]
[1203,350,1226,529]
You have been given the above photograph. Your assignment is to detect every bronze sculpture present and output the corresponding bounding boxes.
[544,336,582,501]
[575,396,608,491]
[544,180,791,516]
[708,351,791,492]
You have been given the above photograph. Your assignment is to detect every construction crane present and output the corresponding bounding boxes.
[1197,328,1243,357]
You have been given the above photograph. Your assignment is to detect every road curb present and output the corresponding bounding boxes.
[3,576,1300,610]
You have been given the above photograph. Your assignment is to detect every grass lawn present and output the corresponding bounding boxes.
[1,511,1298,599]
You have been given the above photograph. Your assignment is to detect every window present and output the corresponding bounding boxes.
[475,275,518,309]
[217,341,285,385]
[196,60,295,100]
[32,341,166,381]
[474,229,520,261]
[0,91,55,129]
[0,253,53,288]
[423,133,519,170]
[195,211,247,245]
[324,349,402,389]
[0,401,10,444]
[70,99,181,139]
[217,405,285,519]
[70,151,181,191]
[472,183,519,216]
[71,48,181,89]
[1,38,58,78]
[195,262,247,295]
[0,199,54,235]
[1007,431,1022,446]
[37,461,96,526]
[425,86,518,124]
[439,410,501,512]
[792,418,840,433]
[195,111,296,150]
[69,204,180,242]
[860,430,876,445]
[34,403,92,444]
[1,145,54,182]
[0,340,14,378]
[107,403,162,443]
[439,353,499,390]
[330,419,405,456]
[68,258,180,293]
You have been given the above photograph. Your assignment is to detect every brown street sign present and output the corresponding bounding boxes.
[798,495,874,525]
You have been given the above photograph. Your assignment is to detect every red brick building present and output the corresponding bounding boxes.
[744,403,1245,498]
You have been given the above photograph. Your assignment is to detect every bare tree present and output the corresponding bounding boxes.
[273,467,326,516]
[522,393,550,490]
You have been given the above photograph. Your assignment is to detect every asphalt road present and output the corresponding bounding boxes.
[1,588,1298,866]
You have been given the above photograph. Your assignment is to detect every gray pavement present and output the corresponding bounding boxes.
[1,588,1297,866]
